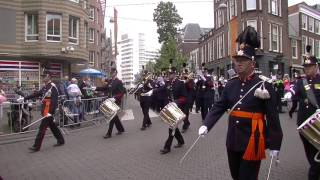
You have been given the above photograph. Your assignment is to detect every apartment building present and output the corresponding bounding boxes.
[198,0,290,78]
[288,2,320,75]
[0,0,106,99]
[117,33,159,88]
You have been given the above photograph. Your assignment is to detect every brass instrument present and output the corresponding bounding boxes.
[159,102,186,128]
[129,73,153,94]
[99,98,120,121]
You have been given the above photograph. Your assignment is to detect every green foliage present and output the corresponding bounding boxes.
[154,37,187,73]
[153,1,183,43]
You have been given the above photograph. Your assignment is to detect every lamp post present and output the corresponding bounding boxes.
[217,2,232,70]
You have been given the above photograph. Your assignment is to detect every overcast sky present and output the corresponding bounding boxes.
[105,0,318,48]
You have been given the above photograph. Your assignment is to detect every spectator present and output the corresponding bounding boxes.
[67,78,83,126]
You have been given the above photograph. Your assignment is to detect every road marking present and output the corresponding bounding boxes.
[119,109,134,121]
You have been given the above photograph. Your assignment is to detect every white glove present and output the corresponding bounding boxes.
[284,92,292,101]
[144,90,153,96]
[269,150,280,159]
[109,98,116,102]
[17,97,24,103]
[91,86,96,91]
[46,113,52,117]
[198,125,208,137]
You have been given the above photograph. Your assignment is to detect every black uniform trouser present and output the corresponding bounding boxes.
[289,99,298,114]
[276,94,283,112]
[200,98,210,120]
[164,128,184,150]
[182,106,190,130]
[227,149,261,180]
[107,115,125,135]
[33,116,65,150]
[300,134,320,180]
[140,100,152,127]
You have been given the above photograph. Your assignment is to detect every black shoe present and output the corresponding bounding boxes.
[53,142,65,147]
[174,143,184,148]
[146,123,152,128]
[116,131,123,135]
[140,127,146,131]
[160,149,170,154]
[29,147,40,152]
[103,134,111,139]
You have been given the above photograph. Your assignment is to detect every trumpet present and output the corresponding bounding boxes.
[129,73,153,94]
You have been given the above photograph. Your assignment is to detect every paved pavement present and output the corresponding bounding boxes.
[0,95,310,180]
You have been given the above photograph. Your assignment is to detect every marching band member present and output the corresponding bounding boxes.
[142,66,187,154]
[181,64,192,133]
[139,69,153,130]
[20,74,65,152]
[160,67,187,154]
[95,68,125,138]
[198,27,283,180]
[285,45,320,180]
[196,64,214,121]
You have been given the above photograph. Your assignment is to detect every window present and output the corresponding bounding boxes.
[271,0,278,15]
[246,0,256,10]
[84,22,88,48]
[269,24,279,52]
[89,51,95,66]
[302,36,307,55]
[217,34,224,58]
[218,10,223,28]
[308,17,314,32]
[302,14,307,30]
[309,37,314,55]
[25,14,38,41]
[260,21,263,49]
[96,31,99,45]
[69,0,79,3]
[315,40,320,58]
[315,20,320,34]
[229,0,236,19]
[69,16,79,44]
[247,20,257,30]
[89,7,94,21]
[46,14,62,41]
[291,39,297,59]
[89,28,94,43]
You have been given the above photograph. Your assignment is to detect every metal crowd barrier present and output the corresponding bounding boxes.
[0,101,43,138]
[61,96,109,132]
[0,96,124,142]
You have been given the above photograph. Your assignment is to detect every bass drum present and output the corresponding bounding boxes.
[159,102,186,128]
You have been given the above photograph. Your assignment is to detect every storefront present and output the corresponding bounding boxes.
[0,60,63,100]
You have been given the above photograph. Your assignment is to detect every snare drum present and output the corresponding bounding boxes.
[298,111,320,152]
[159,102,186,127]
[99,98,120,121]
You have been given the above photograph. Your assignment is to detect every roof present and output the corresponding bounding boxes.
[182,23,203,40]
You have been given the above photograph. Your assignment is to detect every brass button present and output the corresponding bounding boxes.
[306,105,309,108]
[239,102,242,104]
[240,95,243,98]
[241,89,244,92]
[237,108,240,110]
[236,121,239,124]
[242,83,245,86]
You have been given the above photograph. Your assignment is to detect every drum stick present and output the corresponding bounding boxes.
[22,115,49,130]
[179,135,201,165]
[266,155,274,180]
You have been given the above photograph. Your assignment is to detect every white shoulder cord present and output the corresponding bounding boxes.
[228,80,264,114]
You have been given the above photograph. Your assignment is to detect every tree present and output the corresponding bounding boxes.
[154,37,187,73]
[153,1,183,43]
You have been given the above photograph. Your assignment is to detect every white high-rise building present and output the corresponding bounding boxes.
[117,33,159,88]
